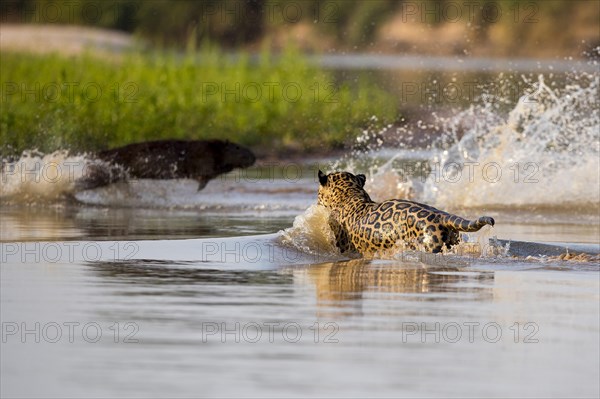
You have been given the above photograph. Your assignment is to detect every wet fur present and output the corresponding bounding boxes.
[77,139,255,191]
[317,170,495,255]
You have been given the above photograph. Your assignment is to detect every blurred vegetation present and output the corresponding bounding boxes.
[1,0,598,56]
[0,47,398,155]
[0,1,597,155]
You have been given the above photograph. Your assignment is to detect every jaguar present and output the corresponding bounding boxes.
[317,170,495,255]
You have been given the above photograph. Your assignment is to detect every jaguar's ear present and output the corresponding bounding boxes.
[318,170,328,186]
[357,174,366,187]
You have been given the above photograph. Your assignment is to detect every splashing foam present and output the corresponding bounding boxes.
[423,73,599,210]
[0,151,98,203]
[331,70,599,211]
[288,66,599,258]
[279,205,341,258]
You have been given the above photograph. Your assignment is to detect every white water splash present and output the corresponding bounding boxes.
[0,151,95,202]
[279,204,341,257]
[423,73,599,210]
[3,65,598,215]
[295,68,599,258]
[332,70,599,212]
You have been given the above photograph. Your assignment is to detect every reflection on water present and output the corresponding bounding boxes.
[89,260,293,289]
[2,238,599,398]
[0,205,293,242]
[315,259,436,299]
[309,259,476,295]
[298,259,493,318]
[1,52,599,397]
[2,145,599,398]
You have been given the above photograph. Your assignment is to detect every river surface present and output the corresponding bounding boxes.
[1,59,599,398]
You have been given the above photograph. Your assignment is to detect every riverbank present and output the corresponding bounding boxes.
[3,0,598,58]
[0,45,397,156]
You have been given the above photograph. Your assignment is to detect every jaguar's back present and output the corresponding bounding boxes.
[317,170,494,254]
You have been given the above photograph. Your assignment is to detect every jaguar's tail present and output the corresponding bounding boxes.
[443,214,495,232]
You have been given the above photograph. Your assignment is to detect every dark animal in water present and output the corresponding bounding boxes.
[77,139,255,191]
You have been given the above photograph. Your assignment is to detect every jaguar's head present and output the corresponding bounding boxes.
[317,170,371,209]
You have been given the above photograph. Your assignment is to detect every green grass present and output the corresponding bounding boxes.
[0,47,398,156]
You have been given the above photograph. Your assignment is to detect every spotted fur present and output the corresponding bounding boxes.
[317,170,495,255]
